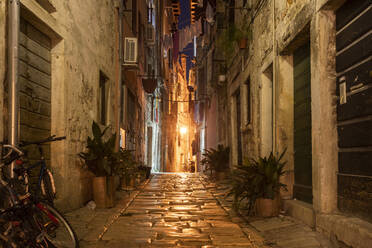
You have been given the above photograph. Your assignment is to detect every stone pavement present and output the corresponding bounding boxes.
[66,173,268,247]
[203,177,335,248]
[65,173,333,247]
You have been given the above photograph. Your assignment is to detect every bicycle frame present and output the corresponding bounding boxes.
[0,136,77,247]
[25,159,48,196]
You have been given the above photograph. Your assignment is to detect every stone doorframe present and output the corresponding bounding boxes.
[275,0,339,222]
[228,76,241,168]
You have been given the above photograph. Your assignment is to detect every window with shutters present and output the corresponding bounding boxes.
[132,0,137,34]
[235,89,242,165]
[229,0,235,25]
[245,78,251,125]
[120,83,125,123]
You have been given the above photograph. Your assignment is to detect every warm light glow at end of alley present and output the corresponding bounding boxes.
[180,126,188,134]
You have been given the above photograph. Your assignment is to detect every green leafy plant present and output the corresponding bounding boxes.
[201,144,230,174]
[113,148,138,184]
[79,121,117,177]
[216,23,251,60]
[228,149,287,214]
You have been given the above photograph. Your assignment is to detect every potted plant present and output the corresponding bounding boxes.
[79,121,117,208]
[201,144,230,180]
[114,148,137,190]
[216,23,251,60]
[229,149,287,217]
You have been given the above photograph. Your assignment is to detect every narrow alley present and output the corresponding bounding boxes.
[65,173,332,248]
[70,173,260,247]
[1,0,371,247]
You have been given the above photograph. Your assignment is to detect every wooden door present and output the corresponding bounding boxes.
[19,18,52,190]
[19,18,51,155]
[147,126,153,168]
[236,90,242,165]
[336,0,372,221]
[293,42,312,204]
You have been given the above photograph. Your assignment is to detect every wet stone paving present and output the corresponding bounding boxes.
[77,173,267,247]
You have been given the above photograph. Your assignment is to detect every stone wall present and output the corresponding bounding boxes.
[220,0,372,245]
[0,0,119,211]
[51,0,117,211]
[0,0,5,142]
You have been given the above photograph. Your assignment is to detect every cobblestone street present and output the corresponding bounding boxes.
[70,173,268,247]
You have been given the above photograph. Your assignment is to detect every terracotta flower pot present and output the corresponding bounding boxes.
[215,171,226,181]
[255,197,280,217]
[92,176,115,208]
[120,177,135,189]
[238,38,247,49]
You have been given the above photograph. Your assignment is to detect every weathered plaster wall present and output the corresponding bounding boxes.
[219,0,371,244]
[16,0,118,211]
[0,1,5,142]
[225,0,275,164]
[122,1,147,164]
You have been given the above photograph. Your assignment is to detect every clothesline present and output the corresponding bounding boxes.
[152,97,209,103]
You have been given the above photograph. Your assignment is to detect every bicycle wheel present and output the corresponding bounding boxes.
[34,202,78,248]
[40,169,56,204]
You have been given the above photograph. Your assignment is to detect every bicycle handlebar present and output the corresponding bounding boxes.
[19,135,66,147]
[1,135,66,166]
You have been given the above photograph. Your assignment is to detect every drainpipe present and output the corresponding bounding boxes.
[8,0,20,178]
[115,0,124,151]
[272,0,277,154]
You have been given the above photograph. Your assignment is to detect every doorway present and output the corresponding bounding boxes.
[261,64,273,157]
[293,42,312,204]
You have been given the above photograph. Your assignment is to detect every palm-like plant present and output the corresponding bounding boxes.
[114,148,138,184]
[228,149,287,214]
[201,144,230,174]
[79,121,117,177]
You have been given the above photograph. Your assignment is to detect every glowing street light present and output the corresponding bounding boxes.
[180,126,188,135]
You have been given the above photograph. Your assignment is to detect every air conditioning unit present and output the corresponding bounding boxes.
[145,24,155,45]
[124,37,138,64]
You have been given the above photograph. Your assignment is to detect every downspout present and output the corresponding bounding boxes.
[8,0,20,178]
[272,0,277,153]
[115,0,124,151]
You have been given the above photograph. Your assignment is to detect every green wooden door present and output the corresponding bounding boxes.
[19,18,52,191]
[336,0,372,221]
[293,42,312,204]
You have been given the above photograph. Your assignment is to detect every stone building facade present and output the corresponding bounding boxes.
[1,0,151,211]
[1,0,119,211]
[198,0,371,246]
[121,0,149,163]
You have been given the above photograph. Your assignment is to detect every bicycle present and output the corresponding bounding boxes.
[0,136,78,247]
[15,135,67,204]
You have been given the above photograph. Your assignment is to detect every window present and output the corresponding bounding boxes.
[229,0,235,25]
[99,71,108,125]
[120,83,125,123]
[168,49,172,69]
[245,78,251,124]
[216,12,225,29]
[132,0,137,34]
[235,89,242,165]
